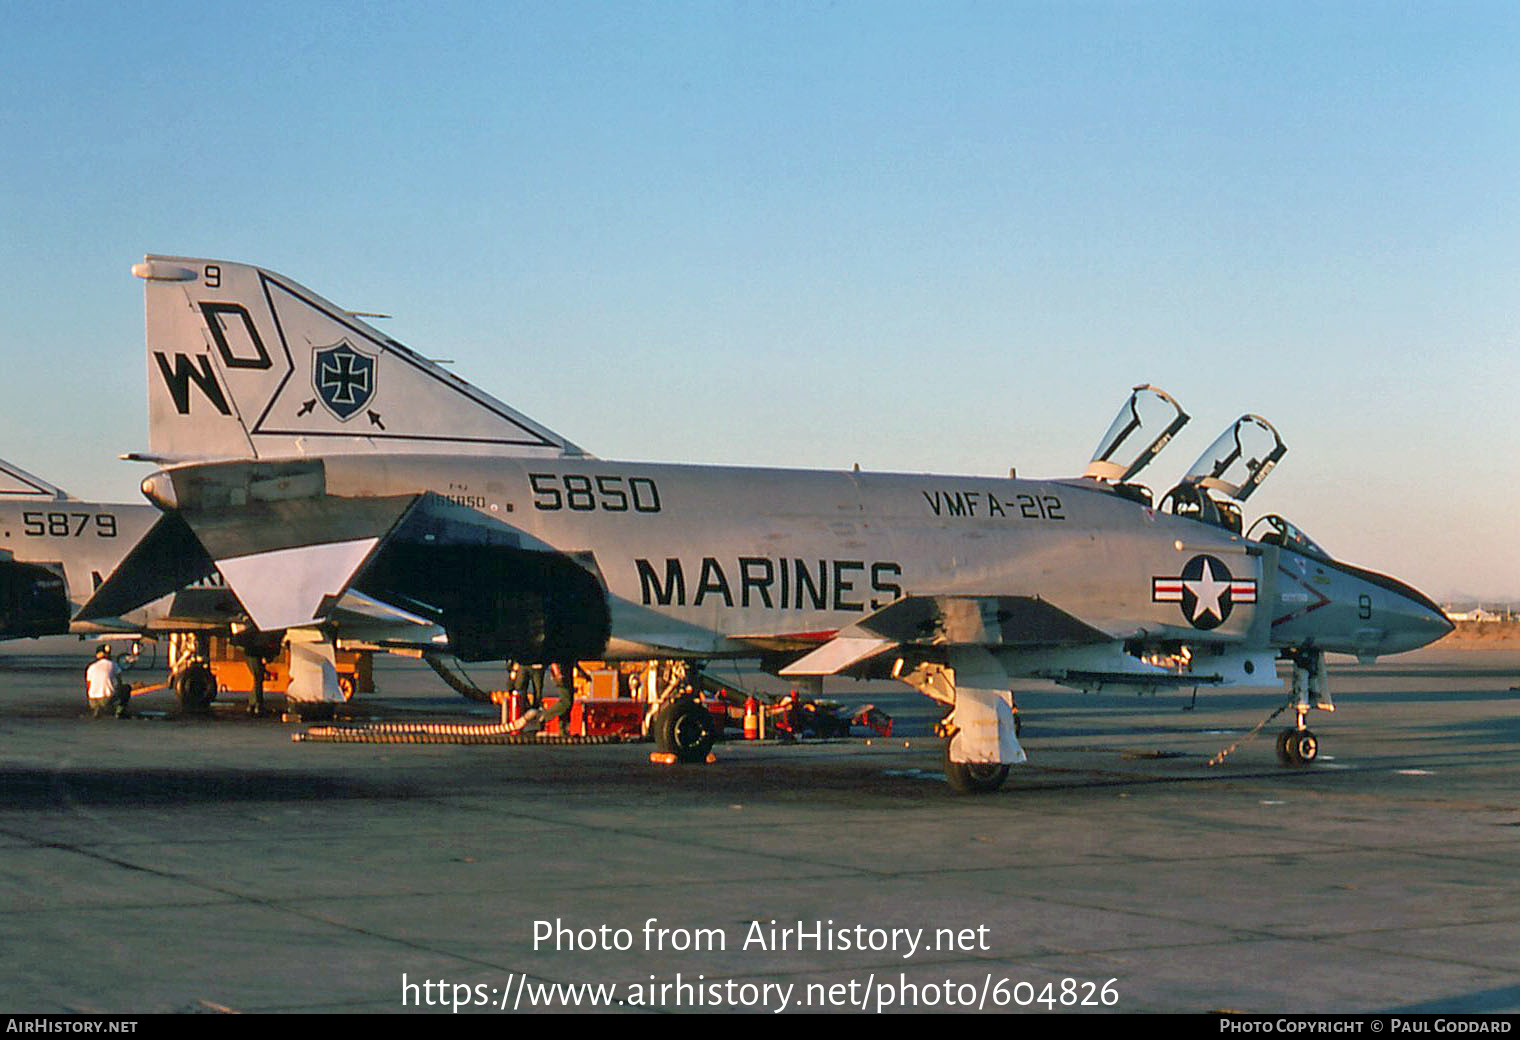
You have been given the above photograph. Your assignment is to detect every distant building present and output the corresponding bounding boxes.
[1443,606,1511,623]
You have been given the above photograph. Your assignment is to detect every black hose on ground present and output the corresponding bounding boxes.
[422,652,495,703]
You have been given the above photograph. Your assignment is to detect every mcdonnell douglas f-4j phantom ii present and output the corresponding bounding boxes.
[0,456,245,707]
[0,457,216,640]
[83,257,1453,792]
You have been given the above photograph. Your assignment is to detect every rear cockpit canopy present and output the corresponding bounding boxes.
[1161,414,1287,535]
[1083,385,1189,506]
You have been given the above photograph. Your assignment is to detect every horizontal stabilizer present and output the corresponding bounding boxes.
[81,493,418,631]
[96,487,610,657]
[182,494,420,561]
[183,494,421,632]
[78,514,217,622]
[219,538,380,631]
[333,590,438,628]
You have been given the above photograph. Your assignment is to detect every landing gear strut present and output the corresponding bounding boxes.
[897,648,1024,794]
[647,662,717,763]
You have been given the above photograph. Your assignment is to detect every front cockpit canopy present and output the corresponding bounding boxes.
[1083,385,1189,505]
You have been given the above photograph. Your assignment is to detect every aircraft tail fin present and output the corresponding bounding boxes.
[135,256,588,462]
[0,458,69,500]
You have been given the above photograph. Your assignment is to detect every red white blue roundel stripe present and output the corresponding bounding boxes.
[1152,554,1257,630]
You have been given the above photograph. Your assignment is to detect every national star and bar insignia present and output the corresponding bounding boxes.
[1152,554,1257,630]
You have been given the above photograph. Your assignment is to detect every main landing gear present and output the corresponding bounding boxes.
[646,662,717,764]
[653,699,717,763]
[168,633,217,713]
[897,648,1025,795]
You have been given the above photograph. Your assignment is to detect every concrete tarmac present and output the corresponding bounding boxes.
[1,644,1517,1014]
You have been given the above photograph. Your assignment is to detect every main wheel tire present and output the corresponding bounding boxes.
[944,754,1011,794]
[655,700,717,763]
[174,666,217,712]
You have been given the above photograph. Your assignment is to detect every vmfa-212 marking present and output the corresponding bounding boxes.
[921,488,1066,521]
[91,257,1453,793]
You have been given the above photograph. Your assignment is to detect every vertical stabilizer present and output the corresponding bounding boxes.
[136,256,588,462]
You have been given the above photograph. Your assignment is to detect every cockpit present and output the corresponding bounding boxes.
[1158,414,1286,536]
[1153,415,1338,563]
[1080,386,1452,662]
[1160,480,1243,533]
[1081,385,1190,508]
[1083,389,1299,543]
[1246,514,1332,563]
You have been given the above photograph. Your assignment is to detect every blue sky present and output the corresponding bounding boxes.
[2,1,1516,600]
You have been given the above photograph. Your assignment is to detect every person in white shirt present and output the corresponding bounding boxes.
[86,646,128,718]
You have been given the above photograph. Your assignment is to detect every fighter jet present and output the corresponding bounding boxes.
[0,457,251,707]
[84,257,1453,792]
[0,458,161,639]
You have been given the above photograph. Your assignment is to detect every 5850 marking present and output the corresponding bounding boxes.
[529,474,662,514]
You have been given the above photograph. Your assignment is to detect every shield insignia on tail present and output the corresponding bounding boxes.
[312,341,376,421]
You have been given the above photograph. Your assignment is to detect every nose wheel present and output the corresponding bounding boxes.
[1275,724,1319,767]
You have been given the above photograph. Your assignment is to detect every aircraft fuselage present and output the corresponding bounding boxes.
[154,454,1290,660]
[0,500,159,634]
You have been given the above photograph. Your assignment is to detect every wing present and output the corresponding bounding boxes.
[778,592,1276,693]
[779,594,1112,676]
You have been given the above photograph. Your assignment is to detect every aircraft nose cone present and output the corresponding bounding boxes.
[1381,579,1455,655]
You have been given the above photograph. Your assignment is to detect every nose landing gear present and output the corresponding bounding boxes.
[1276,649,1329,767]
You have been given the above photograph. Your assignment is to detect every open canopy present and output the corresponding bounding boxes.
[1083,384,1189,484]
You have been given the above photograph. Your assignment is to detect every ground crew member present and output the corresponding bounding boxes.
[539,660,578,732]
[86,646,129,718]
[508,661,546,709]
[244,645,272,717]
